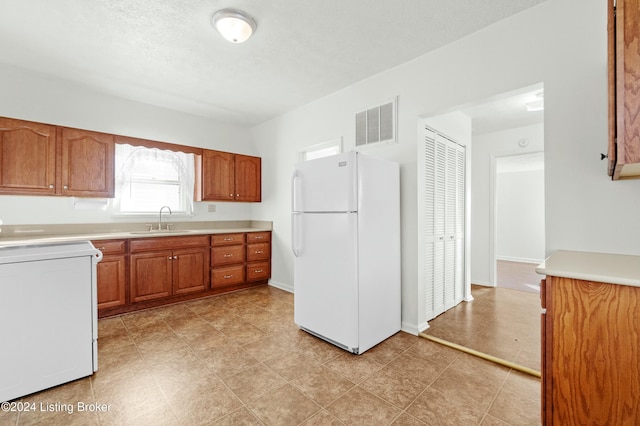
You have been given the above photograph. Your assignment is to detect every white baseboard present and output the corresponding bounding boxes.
[401,321,423,336]
[268,279,294,293]
[471,281,494,288]
[497,256,544,264]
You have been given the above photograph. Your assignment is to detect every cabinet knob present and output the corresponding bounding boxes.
[229,193,233,197]
[168,256,173,260]
[173,255,178,259]
[600,153,608,161]
[236,193,239,197]
[49,184,54,189]
[63,185,68,190]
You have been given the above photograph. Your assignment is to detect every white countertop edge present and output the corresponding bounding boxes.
[536,250,640,287]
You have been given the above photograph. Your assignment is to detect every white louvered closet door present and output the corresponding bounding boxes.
[422,129,466,321]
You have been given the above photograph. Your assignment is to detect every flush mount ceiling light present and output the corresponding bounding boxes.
[212,9,256,43]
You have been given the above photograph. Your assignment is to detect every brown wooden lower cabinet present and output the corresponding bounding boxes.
[94,239,127,310]
[95,231,271,317]
[541,276,640,424]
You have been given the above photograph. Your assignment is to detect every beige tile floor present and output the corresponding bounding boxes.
[1,285,541,425]
[424,284,541,374]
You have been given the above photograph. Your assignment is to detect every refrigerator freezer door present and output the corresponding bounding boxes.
[293,212,359,350]
[292,152,357,213]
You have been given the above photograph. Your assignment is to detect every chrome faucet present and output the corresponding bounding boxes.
[158,206,172,230]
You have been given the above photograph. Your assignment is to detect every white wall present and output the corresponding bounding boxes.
[496,168,545,263]
[471,124,544,285]
[0,63,256,224]
[251,0,634,333]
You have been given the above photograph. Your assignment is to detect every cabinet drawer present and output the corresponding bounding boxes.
[211,245,245,266]
[130,235,209,252]
[246,232,270,243]
[92,239,127,255]
[211,233,245,246]
[247,243,270,262]
[247,261,270,282]
[211,265,245,287]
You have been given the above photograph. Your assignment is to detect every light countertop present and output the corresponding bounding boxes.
[536,250,640,287]
[0,220,272,247]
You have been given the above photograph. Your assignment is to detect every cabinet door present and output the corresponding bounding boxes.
[97,255,127,309]
[0,117,57,195]
[235,154,261,202]
[60,128,114,197]
[201,150,234,201]
[609,0,640,179]
[549,276,640,424]
[172,248,208,295]
[130,251,172,302]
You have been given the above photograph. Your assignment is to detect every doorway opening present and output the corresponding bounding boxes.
[494,152,545,294]
[419,83,544,375]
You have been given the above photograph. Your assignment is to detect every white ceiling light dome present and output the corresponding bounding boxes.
[212,9,257,43]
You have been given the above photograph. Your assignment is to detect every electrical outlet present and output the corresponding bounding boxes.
[208,204,216,213]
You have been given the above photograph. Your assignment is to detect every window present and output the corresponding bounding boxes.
[113,144,195,215]
[299,138,342,162]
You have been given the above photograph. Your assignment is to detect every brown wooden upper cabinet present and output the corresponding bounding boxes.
[0,117,57,195]
[60,127,115,197]
[0,117,115,197]
[608,0,640,179]
[201,150,261,202]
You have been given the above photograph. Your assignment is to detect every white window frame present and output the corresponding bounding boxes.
[299,138,343,162]
[111,144,195,217]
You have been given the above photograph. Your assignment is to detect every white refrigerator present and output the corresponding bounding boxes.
[292,151,400,354]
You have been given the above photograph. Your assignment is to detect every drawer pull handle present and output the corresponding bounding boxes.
[223,254,233,258]
[223,274,233,279]
[223,238,233,241]
[255,250,263,254]
[254,269,263,273]
[255,236,263,239]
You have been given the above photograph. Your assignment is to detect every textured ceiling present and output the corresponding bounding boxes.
[0,0,547,126]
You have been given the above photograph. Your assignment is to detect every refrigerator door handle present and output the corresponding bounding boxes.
[291,169,301,212]
[291,212,301,257]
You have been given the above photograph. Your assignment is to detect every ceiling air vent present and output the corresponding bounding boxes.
[355,98,397,147]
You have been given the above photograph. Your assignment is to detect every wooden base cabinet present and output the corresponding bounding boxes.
[211,233,246,287]
[93,239,127,310]
[130,235,209,303]
[96,231,271,318]
[541,276,640,424]
[247,231,271,281]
